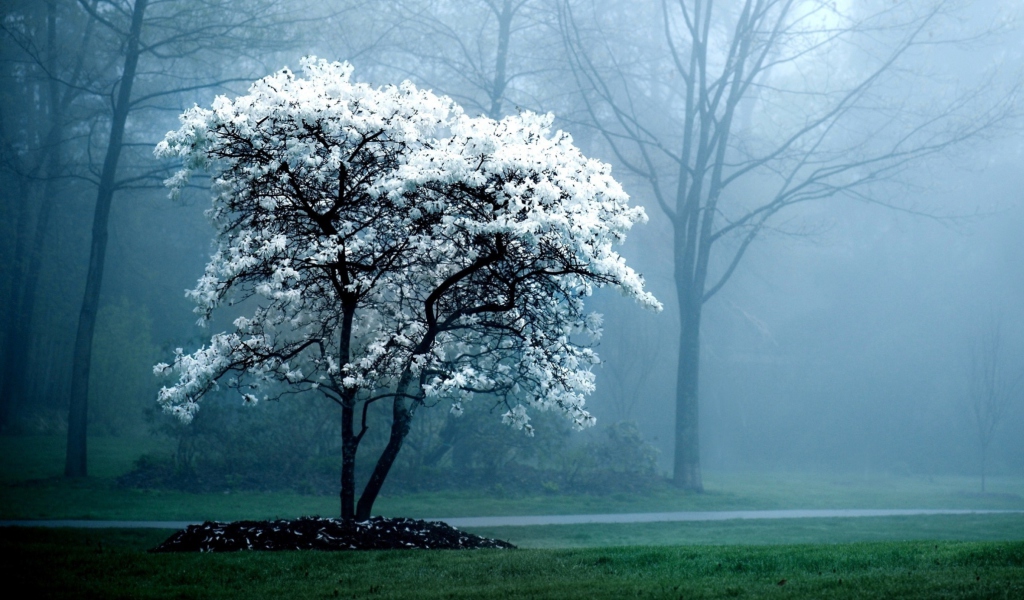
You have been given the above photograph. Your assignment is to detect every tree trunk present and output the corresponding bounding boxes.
[1,173,57,430]
[356,374,417,521]
[4,0,74,430]
[4,91,62,430]
[0,180,33,429]
[3,0,95,431]
[340,401,356,522]
[673,289,704,491]
[65,0,148,478]
[337,301,358,522]
[487,0,512,119]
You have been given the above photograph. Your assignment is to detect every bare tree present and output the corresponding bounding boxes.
[62,0,150,477]
[0,0,99,429]
[561,0,1021,490]
[3,0,325,476]
[968,321,1022,492]
[374,0,570,119]
[2,1,386,450]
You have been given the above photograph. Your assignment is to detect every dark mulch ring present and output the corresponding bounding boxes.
[150,516,516,552]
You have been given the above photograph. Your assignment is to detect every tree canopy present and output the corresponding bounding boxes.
[154,58,659,519]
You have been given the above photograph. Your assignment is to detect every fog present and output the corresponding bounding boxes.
[602,156,1024,476]
[2,0,1022,500]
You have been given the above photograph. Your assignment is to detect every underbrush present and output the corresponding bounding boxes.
[116,397,663,498]
[116,452,666,497]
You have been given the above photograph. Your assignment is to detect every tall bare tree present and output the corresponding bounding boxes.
[4,0,311,476]
[0,0,98,429]
[562,0,1020,490]
[63,0,151,477]
[3,0,397,476]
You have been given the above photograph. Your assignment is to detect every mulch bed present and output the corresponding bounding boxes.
[150,516,515,552]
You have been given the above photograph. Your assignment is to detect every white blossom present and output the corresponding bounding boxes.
[153,58,658,436]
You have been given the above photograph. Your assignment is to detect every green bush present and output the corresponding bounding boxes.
[121,390,664,496]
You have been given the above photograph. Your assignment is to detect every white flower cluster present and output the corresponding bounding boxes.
[154,58,659,431]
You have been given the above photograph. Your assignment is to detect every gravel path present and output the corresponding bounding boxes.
[1,508,1019,529]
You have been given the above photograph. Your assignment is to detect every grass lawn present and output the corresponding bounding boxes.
[4,435,1024,598]
[1,527,1021,599]
[468,514,1024,548]
[3,435,1024,523]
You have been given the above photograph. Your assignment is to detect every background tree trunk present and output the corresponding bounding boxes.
[673,300,703,491]
[65,0,148,477]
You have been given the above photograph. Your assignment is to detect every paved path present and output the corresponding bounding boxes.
[435,509,1022,528]
[0,520,200,529]
[1,509,1019,530]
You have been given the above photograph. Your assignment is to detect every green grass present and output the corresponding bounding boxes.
[3,435,1023,523]
[5,435,1024,597]
[469,514,1024,548]
[2,527,1022,599]
[6,477,1024,522]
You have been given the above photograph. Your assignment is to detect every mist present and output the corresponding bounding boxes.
[2,0,1023,504]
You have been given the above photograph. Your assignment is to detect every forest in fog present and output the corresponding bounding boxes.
[2,0,1023,497]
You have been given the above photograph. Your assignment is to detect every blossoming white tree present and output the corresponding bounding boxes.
[155,58,659,521]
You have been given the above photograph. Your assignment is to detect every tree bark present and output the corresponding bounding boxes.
[673,282,704,492]
[341,401,356,521]
[64,0,148,478]
[337,298,357,522]
[356,373,417,521]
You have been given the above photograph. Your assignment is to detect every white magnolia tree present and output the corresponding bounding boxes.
[154,58,659,521]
